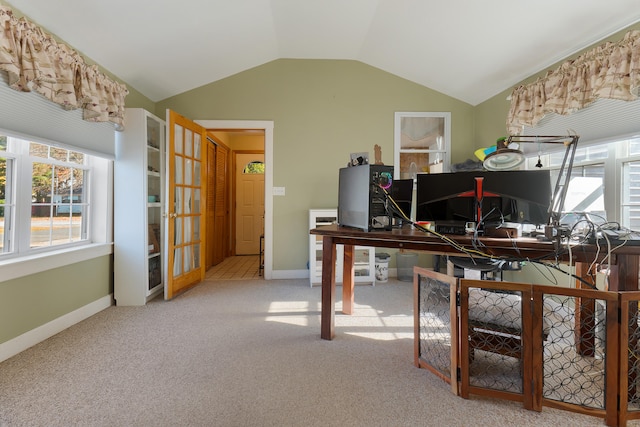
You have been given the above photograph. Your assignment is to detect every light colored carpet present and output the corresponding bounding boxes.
[0,278,610,426]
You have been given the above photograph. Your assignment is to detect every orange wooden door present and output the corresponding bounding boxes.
[206,140,216,269]
[214,144,229,261]
[165,110,207,300]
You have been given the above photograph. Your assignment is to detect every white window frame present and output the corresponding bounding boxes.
[0,151,15,253]
[0,129,113,281]
[11,137,90,252]
[525,137,640,230]
[393,112,451,181]
[617,141,640,229]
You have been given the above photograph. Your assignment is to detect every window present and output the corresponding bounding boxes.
[622,161,640,229]
[621,140,640,230]
[0,132,108,259]
[0,143,12,252]
[243,160,264,174]
[394,112,451,180]
[525,136,640,230]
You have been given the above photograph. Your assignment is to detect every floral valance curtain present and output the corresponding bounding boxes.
[0,6,128,129]
[507,29,640,135]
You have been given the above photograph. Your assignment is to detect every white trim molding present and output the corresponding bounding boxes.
[195,119,274,279]
[0,294,113,363]
[0,243,113,283]
[271,269,308,280]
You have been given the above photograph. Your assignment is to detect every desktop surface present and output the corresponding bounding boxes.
[310,224,640,261]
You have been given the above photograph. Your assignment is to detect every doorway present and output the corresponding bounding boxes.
[197,120,274,279]
[234,152,264,255]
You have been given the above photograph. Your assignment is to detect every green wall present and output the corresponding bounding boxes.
[153,59,475,270]
[0,255,112,343]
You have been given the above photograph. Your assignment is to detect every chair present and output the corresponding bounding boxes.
[447,256,506,281]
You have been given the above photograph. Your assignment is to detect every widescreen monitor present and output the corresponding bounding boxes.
[416,170,552,227]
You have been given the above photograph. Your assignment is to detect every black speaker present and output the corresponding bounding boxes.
[338,164,393,231]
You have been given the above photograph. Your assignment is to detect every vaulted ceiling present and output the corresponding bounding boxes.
[6,0,640,105]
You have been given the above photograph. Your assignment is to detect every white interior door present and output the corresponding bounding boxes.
[235,153,264,255]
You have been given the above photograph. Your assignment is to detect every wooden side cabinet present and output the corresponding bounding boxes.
[114,108,166,305]
[309,209,375,287]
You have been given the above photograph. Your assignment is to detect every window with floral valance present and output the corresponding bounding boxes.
[507,29,640,135]
[0,5,128,129]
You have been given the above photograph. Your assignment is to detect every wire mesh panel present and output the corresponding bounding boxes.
[416,275,624,424]
[414,268,457,386]
[621,293,640,421]
[628,301,640,410]
[541,293,607,409]
[463,285,526,394]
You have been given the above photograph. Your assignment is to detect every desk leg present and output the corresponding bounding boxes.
[611,254,640,402]
[321,236,337,340]
[611,254,639,292]
[342,244,355,315]
[575,262,596,357]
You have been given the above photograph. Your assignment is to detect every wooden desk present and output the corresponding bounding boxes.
[310,224,640,340]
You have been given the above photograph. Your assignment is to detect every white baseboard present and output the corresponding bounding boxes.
[0,294,113,363]
[270,269,308,280]
[270,269,400,280]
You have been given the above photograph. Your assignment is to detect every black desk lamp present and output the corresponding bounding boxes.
[482,134,580,240]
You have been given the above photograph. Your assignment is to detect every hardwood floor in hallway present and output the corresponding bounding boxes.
[205,255,262,280]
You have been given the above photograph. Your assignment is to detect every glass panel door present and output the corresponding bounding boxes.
[165,110,206,299]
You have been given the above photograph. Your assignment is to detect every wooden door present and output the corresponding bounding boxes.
[205,139,229,267]
[214,144,229,261]
[235,153,264,255]
[165,110,207,300]
[206,140,216,269]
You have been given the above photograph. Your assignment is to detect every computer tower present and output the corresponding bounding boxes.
[338,164,393,231]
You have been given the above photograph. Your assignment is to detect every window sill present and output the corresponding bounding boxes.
[0,243,113,283]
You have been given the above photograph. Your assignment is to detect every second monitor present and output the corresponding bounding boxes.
[390,178,414,224]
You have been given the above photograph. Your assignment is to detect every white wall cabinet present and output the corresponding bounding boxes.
[114,108,166,305]
[309,209,375,286]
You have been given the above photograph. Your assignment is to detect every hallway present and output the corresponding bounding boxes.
[205,255,262,280]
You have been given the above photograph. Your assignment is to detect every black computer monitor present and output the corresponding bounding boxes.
[390,179,413,222]
[415,170,552,227]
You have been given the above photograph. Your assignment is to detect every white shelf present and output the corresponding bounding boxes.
[114,108,166,306]
[309,209,375,287]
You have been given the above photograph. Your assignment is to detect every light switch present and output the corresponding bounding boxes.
[273,186,285,196]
